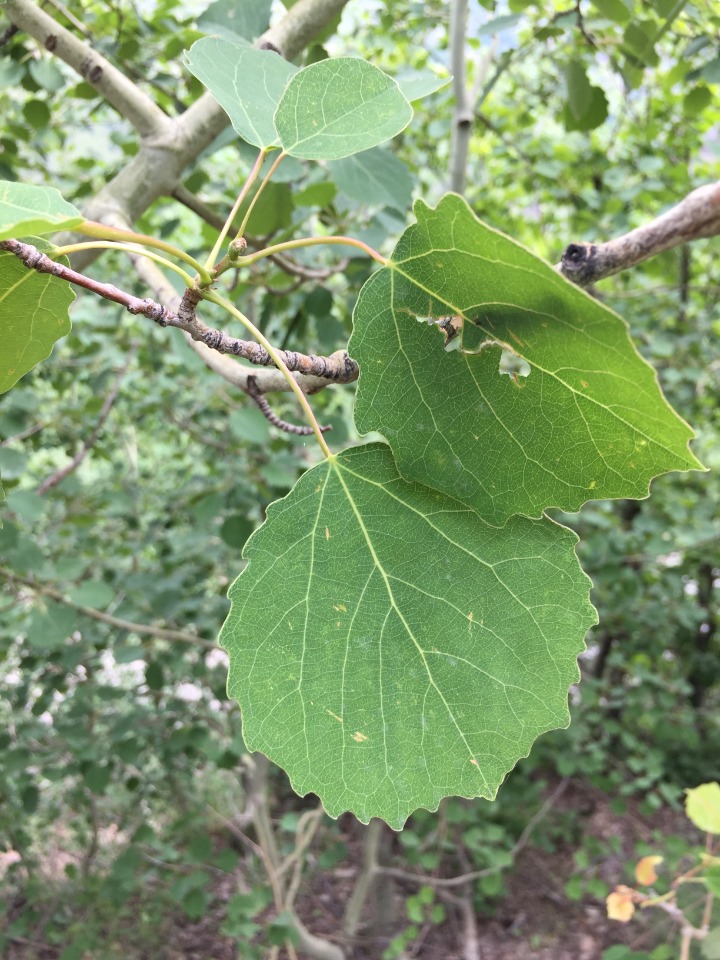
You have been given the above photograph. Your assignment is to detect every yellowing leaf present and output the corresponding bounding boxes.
[606,886,636,922]
[634,855,663,886]
[686,782,720,835]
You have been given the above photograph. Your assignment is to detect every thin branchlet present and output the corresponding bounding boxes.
[246,375,331,436]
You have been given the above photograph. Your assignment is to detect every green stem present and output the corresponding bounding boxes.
[204,148,267,273]
[236,151,286,240]
[235,235,388,269]
[204,290,333,460]
[52,241,195,285]
[77,220,213,283]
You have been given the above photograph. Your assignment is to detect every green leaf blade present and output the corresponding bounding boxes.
[220,443,596,828]
[274,58,413,160]
[328,146,414,211]
[0,239,75,394]
[0,181,83,240]
[184,38,298,150]
[350,194,702,524]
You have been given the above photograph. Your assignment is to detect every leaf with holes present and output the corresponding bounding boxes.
[0,238,75,394]
[184,38,297,150]
[274,58,413,160]
[0,181,83,240]
[219,442,596,828]
[350,194,702,524]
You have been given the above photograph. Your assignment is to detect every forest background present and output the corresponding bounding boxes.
[0,0,719,958]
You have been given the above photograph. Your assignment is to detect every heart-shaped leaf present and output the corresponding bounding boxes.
[0,238,75,394]
[184,38,298,150]
[274,58,413,160]
[0,181,83,241]
[350,194,702,524]
[220,442,596,828]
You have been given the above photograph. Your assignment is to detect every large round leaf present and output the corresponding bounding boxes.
[220,442,596,828]
[274,58,413,160]
[184,38,297,150]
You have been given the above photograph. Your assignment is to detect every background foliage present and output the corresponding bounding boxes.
[1,0,719,957]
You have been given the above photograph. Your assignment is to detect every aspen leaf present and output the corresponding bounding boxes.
[686,782,720,834]
[0,238,74,394]
[0,181,83,240]
[220,442,596,828]
[606,886,636,922]
[351,194,702,523]
[634,855,663,886]
[274,58,413,160]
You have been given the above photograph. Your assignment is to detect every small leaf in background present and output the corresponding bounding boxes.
[28,58,66,92]
[478,13,523,36]
[68,580,115,609]
[197,0,271,42]
[622,21,659,67]
[702,927,720,960]
[351,194,702,524]
[0,238,75,394]
[700,58,720,84]
[184,39,297,149]
[395,68,451,101]
[220,514,253,548]
[145,661,164,691]
[590,0,631,24]
[293,181,337,208]
[238,181,292,235]
[606,885,636,922]
[634,855,663,885]
[229,407,271,444]
[328,147,413,211]
[566,60,593,121]
[4,488,46,521]
[685,782,720,834]
[220,442,596,828]
[563,68,609,132]
[274,58,413,160]
[27,603,77,650]
[705,865,720,898]
[683,85,712,116]
[0,181,83,240]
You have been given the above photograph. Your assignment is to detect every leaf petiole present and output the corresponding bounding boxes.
[204,148,267,274]
[51,241,195,286]
[204,289,333,460]
[76,221,213,283]
[234,235,388,268]
[235,151,286,241]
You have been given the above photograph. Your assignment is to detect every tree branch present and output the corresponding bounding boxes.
[559,181,720,286]
[0,238,359,392]
[449,0,471,195]
[172,185,350,282]
[36,343,139,495]
[130,252,355,395]
[4,0,169,137]
[0,567,216,649]
[246,375,332,435]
